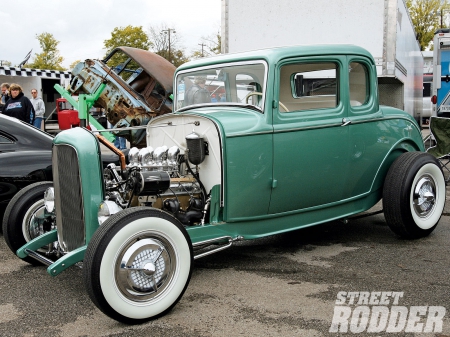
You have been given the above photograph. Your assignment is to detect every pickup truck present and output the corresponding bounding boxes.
[3,45,445,324]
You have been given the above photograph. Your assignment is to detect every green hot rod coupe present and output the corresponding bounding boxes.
[2,45,445,323]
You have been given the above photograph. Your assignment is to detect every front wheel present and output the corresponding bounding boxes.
[2,181,54,265]
[383,152,446,239]
[84,207,193,324]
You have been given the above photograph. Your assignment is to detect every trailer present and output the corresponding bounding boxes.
[432,28,450,118]
[221,0,423,122]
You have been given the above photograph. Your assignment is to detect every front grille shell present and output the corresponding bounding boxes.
[53,144,85,252]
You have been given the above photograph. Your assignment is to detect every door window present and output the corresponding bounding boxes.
[279,62,338,112]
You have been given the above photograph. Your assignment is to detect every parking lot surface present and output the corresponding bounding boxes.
[1,207,450,337]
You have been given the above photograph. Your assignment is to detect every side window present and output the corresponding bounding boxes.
[279,62,338,112]
[0,134,13,144]
[349,62,369,106]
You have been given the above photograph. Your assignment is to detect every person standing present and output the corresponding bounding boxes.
[0,83,10,112]
[30,89,45,129]
[3,83,35,124]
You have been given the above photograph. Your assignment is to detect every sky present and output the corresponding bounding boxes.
[0,0,221,69]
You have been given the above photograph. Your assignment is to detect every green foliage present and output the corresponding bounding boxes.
[28,32,66,70]
[156,49,190,67]
[103,25,151,68]
[192,32,222,59]
[407,0,450,50]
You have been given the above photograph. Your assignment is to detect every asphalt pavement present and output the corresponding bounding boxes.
[0,126,449,336]
[1,214,450,336]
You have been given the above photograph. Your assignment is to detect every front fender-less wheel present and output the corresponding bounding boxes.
[84,207,193,324]
[2,181,54,265]
[383,152,446,239]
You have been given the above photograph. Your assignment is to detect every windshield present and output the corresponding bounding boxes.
[175,62,267,111]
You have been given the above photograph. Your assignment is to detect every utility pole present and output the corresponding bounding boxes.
[162,28,176,63]
[198,43,206,57]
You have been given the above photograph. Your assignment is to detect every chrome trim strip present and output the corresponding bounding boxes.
[227,115,418,138]
[93,121,201,133]
[24,249,53,266]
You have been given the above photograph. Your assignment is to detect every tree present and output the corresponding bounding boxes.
[28,33,66,70]
[148,24,189,67]
[407,0,450,50]
[191,32,221,59]
[103,25,151,67]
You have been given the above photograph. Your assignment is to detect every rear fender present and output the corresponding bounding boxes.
[371,139,423,193]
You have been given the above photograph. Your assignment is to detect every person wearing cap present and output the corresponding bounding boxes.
[183,76,211,106]
[3,83,35,124]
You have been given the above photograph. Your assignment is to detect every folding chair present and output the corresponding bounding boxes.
[426,116,450,184]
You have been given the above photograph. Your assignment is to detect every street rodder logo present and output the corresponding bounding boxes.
[329,292,446,333]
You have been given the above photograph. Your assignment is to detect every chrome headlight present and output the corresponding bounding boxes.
[138,146,154,166]
[98,200,123,225]
[43,187,55,212]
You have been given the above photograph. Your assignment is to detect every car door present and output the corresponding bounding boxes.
[269,56,350,214]
[344,56,390,197]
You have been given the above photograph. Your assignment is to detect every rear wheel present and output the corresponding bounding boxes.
[2,181,54,265]
[84,207,193,324]
[383,152,445,239]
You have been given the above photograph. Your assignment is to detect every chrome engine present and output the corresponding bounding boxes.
[101,132,209,226]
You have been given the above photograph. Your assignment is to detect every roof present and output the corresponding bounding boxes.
[0,66,71,79]
[111,47,176,92]
[176,44,374,72]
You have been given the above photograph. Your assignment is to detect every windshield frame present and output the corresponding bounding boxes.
[174,60,268,113]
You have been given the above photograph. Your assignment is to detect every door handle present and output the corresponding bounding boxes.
[341,118,351,126]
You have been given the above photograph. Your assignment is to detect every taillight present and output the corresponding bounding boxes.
[432,95,437,104]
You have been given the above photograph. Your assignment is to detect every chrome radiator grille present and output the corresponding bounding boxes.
[53,144,85,252]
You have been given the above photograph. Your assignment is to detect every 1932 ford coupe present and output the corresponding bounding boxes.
[3,45,445,324]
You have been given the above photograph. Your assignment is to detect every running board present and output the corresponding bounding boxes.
[193,236,243,260]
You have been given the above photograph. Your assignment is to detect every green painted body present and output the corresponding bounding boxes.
[18,45,424,273]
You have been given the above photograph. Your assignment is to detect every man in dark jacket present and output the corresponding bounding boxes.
[0,82,10,111]
[183,76,211,106]
[3,83,35,124]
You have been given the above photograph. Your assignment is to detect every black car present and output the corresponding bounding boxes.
[0,114,123,219]
[0,115,53,218]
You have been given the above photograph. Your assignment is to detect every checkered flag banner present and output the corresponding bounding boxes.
[0,65,71,79]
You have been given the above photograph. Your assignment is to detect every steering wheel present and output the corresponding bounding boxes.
[245,91,263,104]
[244,92,289,112]
[278,101,289,112]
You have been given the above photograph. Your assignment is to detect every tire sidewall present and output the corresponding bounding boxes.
[97,213,192,320]
[2,182,53,255]
[400,157,445,233]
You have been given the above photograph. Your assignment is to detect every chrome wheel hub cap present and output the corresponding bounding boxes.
[117,237,175,301]
[413,176,436,218]
[23,201,50,242]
